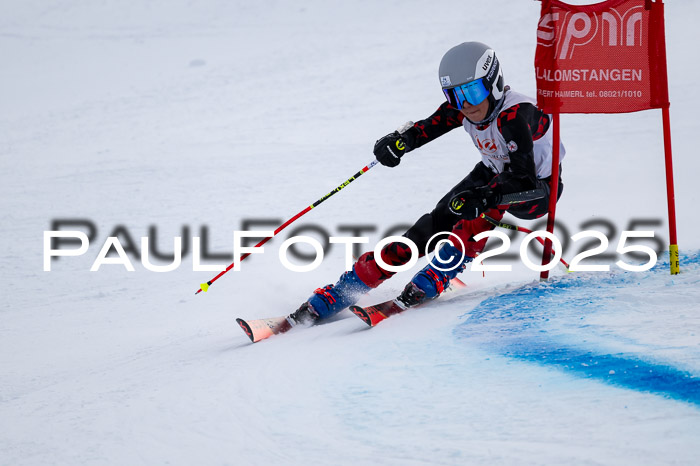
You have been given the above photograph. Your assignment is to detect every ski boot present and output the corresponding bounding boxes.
[287,268,371,326]
[287,302,320,326]
[397,241,473,308]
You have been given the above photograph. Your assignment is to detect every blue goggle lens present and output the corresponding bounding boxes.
[443,79,490,109]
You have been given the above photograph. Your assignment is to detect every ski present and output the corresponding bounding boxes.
[349,277,467,327]
[238,278,468,341]
[349,300,406,327]
[236,316,293,343]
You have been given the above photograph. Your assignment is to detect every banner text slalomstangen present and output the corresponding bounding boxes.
[535,0,669,114]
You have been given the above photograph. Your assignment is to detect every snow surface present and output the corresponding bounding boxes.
[2,0,700,464]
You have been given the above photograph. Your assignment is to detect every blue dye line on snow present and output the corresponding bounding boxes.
[455,253,700,406]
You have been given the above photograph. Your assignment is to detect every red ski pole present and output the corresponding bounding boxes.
[480,214,570,270]
[195,159,380,294]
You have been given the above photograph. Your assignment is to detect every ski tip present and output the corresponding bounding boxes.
[451,277,467,289]
[236,318,255,343]
[349,305,373,327]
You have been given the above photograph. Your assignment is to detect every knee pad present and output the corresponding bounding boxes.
[354,241,415,288]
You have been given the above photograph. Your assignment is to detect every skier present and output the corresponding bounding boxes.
[288,41,565,325]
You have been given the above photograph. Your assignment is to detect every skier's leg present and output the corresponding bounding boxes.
[289,241,415,324]
[291,195,460,324]
[353,241,415,287]
[507,169,564,220]
[397,240,473,307]
[330,196,465,315]
[397,208,504,307]
[451,208,505,257]
[290,163,493,324]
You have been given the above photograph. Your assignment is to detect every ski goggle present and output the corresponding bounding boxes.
[443,78,490,109]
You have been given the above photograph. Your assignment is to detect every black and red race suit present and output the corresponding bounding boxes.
[354,88,565,288]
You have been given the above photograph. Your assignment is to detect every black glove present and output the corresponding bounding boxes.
[374,131,408,167]
[448,187,502,220]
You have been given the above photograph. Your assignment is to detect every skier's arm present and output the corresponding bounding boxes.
[487,106,539,195]
[402,102,464,151]
[374,101,464,167]
[447,109,539,220]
